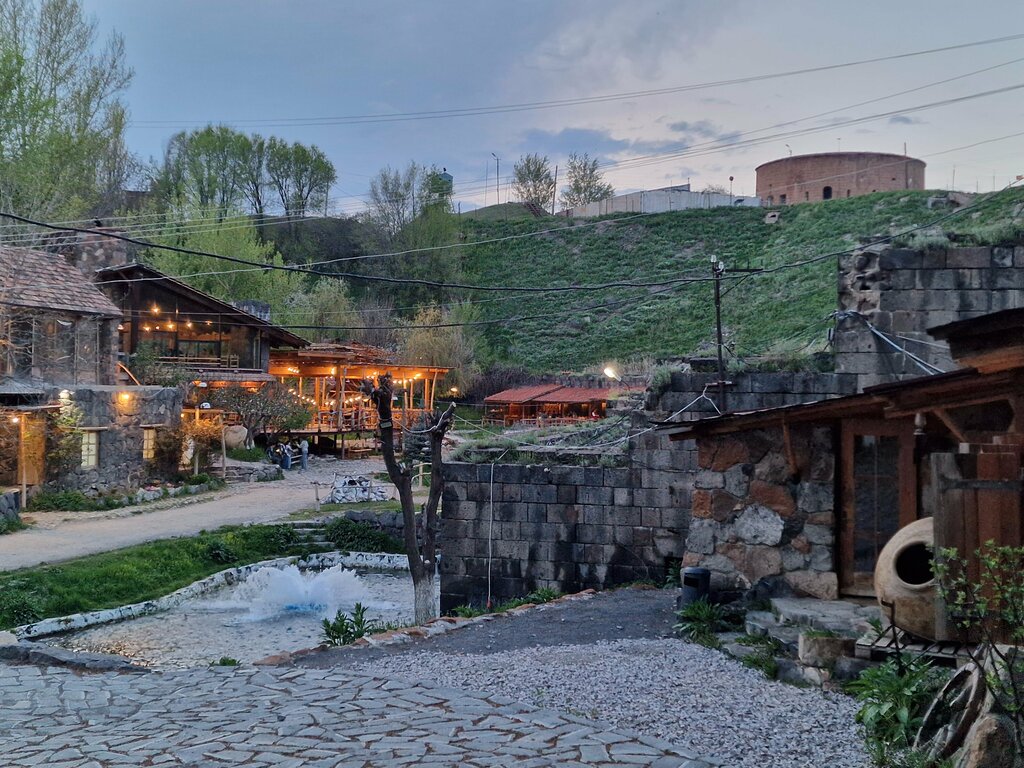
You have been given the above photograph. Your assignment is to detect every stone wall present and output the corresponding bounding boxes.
[755,152,925,204]
[440,462,688,611]
[54,385,183,495]
[835,243,1024,388]
[0,489,20,524]
[687,425,838,601]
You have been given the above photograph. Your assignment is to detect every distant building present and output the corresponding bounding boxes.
[755,152,925,206]
[562,184,760,218]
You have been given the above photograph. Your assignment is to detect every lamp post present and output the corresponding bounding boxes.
[11,415,25,505]
[491,153,500,205]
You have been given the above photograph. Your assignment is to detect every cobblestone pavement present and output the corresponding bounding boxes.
[1,662,716,767]
[0,457,386,572]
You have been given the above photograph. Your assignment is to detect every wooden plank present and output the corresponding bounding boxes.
[976,452,1005,547]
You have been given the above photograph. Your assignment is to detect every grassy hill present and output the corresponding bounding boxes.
[454,189,1024,373]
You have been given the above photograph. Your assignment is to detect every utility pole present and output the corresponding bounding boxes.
[551,165,558,214]
[711,256,727,413]
[711,256,763,414]
[491,153,500,205]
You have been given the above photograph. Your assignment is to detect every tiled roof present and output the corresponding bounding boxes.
[483,384,564,404]
[532,387,610,403]
[0,246,122,317]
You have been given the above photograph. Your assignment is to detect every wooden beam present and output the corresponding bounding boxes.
[781,419,800,479]
[933,408,968,443]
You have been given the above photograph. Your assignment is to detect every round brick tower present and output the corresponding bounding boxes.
[755,152,925,205]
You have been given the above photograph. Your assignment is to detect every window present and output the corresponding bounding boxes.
[779,194,787,204]
[822,186,833,200]
[142,428,156,461]
[767,195,774,205]
[81,431,99,468]
[846,189,851,197]
[804,191,809,201]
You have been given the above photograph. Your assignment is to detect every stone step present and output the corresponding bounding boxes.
[744,611,802,654]
[770,597,880,637]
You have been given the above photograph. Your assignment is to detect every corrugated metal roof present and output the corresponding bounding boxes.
[0,246,122,317]
[0,377,48,396]
[483,384,563,404]
[533,387,610,403]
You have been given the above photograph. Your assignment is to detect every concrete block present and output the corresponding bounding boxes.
[549,466,584,485]
[945,247,991,269]
[915,269,956,290]
[578,486,613,505]
[613,487,633,507]
[878,248,922,270]
[603,467,630,488]
[577,524,612,545]
[992,246,1014,268]
[556,484,577,504]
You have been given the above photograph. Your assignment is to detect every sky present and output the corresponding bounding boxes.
[83,0,1024,215]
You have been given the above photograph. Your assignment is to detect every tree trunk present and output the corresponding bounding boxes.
[364,374,454,625]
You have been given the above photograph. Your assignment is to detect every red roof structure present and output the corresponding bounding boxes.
[483,384,563,404]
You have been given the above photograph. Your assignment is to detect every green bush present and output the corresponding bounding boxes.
[27,490,98,511]
[203,538,238,564]
[210,657,239,666]
[0,588,41,627]
[321,603,382,646]
[0,518,27,535]
[226,446,266,462]
[674,598,733,647]
[324,518,404,554]
[186,473,213,486]
[846,657,947,766]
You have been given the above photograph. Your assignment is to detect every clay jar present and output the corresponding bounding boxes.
[874,517,936,640]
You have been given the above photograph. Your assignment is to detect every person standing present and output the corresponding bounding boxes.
[299,438,309,471]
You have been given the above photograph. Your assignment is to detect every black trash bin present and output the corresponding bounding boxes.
[680,566,711,607]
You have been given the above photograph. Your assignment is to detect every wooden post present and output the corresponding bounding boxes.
[340,368,346,460]
[220,418,227,481]
[429,370,438,411]
[18,416,26,506]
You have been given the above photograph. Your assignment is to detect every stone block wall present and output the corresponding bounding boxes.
[440,461,689,611]
[835,244,1024,388]
[54,385,183,495]
[0,489,21,524]
[687,425,838,600]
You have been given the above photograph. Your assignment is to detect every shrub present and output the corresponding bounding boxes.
[846,656,947,765]
[186,473,213,486]
[210,657,240,666]
[0,588,40,627]
[226,446,265,462]
[321,603,382,646]
[0,518,27,535]
[148,427,185,479]
[203,538,237,564]
[324,518,404,554]
[674,598,733,647]
[27,490,97,512]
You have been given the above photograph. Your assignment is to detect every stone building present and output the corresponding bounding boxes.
[755,152,925,205]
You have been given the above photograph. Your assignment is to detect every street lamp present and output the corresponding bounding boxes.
[491,153,500,205]
[603,366,621,382]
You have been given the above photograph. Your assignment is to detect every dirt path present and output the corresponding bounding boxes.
[0,458,385,572]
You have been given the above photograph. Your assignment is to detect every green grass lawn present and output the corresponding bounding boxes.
[0,523,342,630]
[287,500,403,519]
[453,188,1024,372]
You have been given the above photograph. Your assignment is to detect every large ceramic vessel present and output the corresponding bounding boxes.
[874,517,936,640]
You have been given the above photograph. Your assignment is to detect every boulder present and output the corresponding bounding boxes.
[223,425,248,450]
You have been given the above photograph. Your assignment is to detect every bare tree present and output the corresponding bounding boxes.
[366,162,422,247]
[560,152,614,209]
[512,153,555,207]
[363,373,454,624]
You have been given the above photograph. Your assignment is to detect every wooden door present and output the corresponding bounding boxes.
[840,419,917,596]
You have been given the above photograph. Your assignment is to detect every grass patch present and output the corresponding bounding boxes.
[226,446,266,462]
[0,521,390,630]
[0,517,27,535]
[288,500,403,520]
[324,518,404,554]
[449,587,562,618]
[26,480,225,514]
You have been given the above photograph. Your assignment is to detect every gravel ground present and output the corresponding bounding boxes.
[344,637,871,768]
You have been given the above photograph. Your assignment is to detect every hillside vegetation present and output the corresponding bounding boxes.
[454,189,1024,372]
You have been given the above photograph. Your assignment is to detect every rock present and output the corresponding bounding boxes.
[798,634,856,667]
[956,713,1018,768]
[223,425,248,449]
[748,480,796,518]
[784,571,839,601]
[832,656,874,682]
[686,519,716,555]
[734,505,784,546]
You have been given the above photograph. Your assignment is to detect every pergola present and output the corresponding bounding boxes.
[269,342,450,433]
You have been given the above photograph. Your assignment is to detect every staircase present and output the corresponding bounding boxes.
[286,520,333,549]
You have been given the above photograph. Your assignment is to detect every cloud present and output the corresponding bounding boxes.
[888,114,925,125]
[518,127,686,161]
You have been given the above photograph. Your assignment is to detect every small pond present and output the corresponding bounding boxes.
[43,565,437,668]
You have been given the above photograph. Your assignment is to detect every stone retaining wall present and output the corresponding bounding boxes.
[440,462,688,611]
[835,243,1024,388]
[687,425,838,601]
[0,489,21,523]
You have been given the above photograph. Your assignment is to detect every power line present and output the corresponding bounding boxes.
[130,33,1024,128]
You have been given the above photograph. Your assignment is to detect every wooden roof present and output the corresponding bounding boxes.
[96,262,308,348]
[929,308,1024,373]
[484,385,610,405]
[659,367,1024,440]
[0,246,122,317]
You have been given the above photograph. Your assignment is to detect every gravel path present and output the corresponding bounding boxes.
[344,638,870,768]
[0,457,385,571]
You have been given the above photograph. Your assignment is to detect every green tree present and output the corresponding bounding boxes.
[146,211,303,321]
[210,383,312,448]
[560,152,614,209]
[399,303,482,393]
[0,0,134,223]
[366,162,422,247]
[266,137,336,217]
[512,153,555,207]
[160,125,247,217]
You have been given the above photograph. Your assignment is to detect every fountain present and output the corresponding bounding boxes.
[232,564,372,619]
[41,563,431,667]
